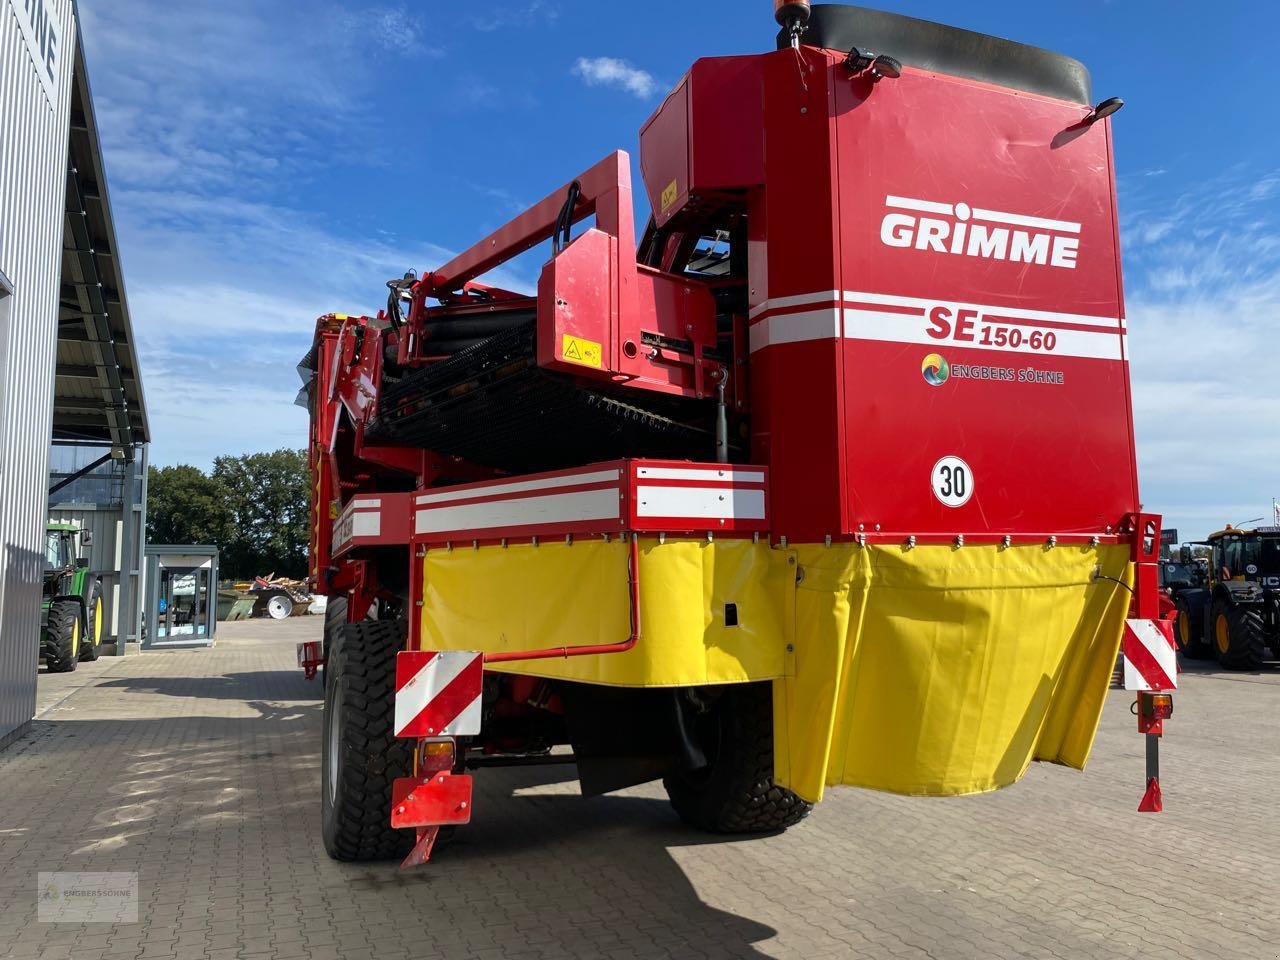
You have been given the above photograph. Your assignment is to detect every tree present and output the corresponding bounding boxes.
[147,465,233,548]
[212,449,310,580]
[146,450,311,581]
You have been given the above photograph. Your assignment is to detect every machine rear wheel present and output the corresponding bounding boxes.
[80,582,104,662]
[44,600,81,673]
[321,617,413,861]
[321,596,348,685]
[663,683,812,834]
[267,594,294,619]
[1174,601,1209,659]
[1213,604,1267,671]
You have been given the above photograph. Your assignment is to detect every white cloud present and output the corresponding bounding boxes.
[572,57,660,99]
[75,0,538,468]
[108,188,537,467]
[472,2,560,33]
[356,7,426,54]
[78,0,435,194]
[1121,167,1280,538]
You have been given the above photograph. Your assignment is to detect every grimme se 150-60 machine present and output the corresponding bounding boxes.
[299,3,1174,866]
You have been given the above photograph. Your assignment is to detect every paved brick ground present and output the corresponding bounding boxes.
[1,618,1277,960]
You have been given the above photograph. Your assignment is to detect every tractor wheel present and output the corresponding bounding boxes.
[663,682,812,834]
[1212,603,1267,671]
[44,600,81,674]
[80,581,104,662]
[267,594,294,620]
[321,617,413,861]
[1174,600,1210,659]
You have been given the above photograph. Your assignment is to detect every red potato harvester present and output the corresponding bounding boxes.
[296,3,1174,867]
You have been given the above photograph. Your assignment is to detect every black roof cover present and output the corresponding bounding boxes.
[779,4,1092,106]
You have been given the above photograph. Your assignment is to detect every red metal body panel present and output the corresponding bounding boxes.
[404,151,721,400]
[331,493,413,560]
[536,228,718,396]
[307,334,338,590]
[834,66,1133,538]
[408,459,769,546]
[640,56,767,227]
[625,461,768,534]
[1127,513,1163,620]
[734,50,1140,542]
[749,49,849,541]
[306,313,436,606]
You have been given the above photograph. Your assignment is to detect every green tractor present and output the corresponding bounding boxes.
[1174,526,1280,670]
[41,522,104,673]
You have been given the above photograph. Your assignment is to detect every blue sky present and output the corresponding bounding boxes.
[78,1,1278,539]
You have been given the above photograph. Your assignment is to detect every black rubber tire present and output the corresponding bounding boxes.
[323,596,348,663]
[1213,603,1268,671]
[321,617,413,861]
[1174,600,1210,659]
[664,683,812,834]
[44,600,81,674]
[80,581,103,662]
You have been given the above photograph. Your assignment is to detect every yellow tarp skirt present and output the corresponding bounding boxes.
[773,543,1132,802]
[420,538,794,687]
[418,537,1131,804]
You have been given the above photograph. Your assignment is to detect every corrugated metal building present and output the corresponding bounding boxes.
[48,447,150,650]
[0,0,149,749]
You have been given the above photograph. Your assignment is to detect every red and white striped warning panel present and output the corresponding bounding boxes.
[332,493,412,558]
[394,650,484,738]
[1122,618,1177,692]
[411,459,770,543]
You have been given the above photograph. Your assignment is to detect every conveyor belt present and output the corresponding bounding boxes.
[368,321,714,473]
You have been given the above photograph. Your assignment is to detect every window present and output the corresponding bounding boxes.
[45,531,70,570]
[1255,538,1280,576]
[1221,538,1243,578]
[684,231,733,277]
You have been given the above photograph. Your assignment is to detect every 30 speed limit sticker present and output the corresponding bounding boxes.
[931,456,973,507]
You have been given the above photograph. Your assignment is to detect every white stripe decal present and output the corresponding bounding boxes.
[635,466,766,484]
[844,310,1124,361]
[886,195,1082,234]
[417,469,621,506]
[971,206,1081,235]
[885,195,955,216]
[635,486,767,521]
[841,291,1121,328]
[748,289,842,320]
[394,653,474,737]
[350,498,381,509]
[450,694,483,737]
[351,512,380,538]
[749,309,841,353]
[415,487,621,535]
[749,290,1125,360]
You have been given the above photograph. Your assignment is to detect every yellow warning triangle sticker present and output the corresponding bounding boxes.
[565,339,583,361]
